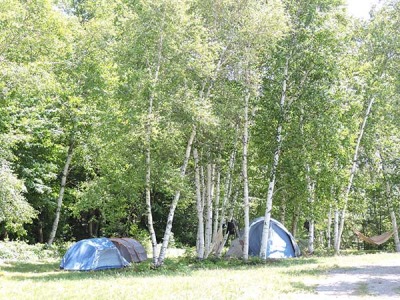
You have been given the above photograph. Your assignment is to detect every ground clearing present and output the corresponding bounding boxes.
[0,252,399,299]
[307,253,400,299]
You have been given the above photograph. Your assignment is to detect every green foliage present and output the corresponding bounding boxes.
[0,0,398,257]
[0,161,36,237]
[0,240,61,261]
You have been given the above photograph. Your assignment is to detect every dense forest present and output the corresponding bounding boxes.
[0,0,399,265]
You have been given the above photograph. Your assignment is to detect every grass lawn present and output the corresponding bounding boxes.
[0,251,399,300]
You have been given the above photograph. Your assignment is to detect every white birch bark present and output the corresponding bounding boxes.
[145,21,164,263]
[327,205,332,250]
[300,108,315,254]
[378,150,400,252]
[192,37,229,258]
[229,191,238,224]
[333,207,339,252]
[215,185,238,257]
[259,55,289,259]
[156,126,196,266]
[219,125,239,234]
[389,208,400,252]
[212,170,221,245]
[145,88,158,263]
[48,141,74,246]
[219,150,236,232]
[335,97,375,254]
[201,165,206,216]
[193,148,205,259]
[306,171,315,254]
[204,163,214,258]
[242,91,251,261]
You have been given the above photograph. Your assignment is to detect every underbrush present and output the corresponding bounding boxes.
[0,240,69,262]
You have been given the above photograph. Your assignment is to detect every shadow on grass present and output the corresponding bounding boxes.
[1,256,320,282]
[290,281,318,293]
[1,261,60,273]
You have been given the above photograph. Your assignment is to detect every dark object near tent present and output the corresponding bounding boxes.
[110,237,147,263]
[226,219,239,237]
[60,238,129,271]
[226,217,301,258]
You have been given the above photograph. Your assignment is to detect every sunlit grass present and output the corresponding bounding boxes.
[1,252,399,299]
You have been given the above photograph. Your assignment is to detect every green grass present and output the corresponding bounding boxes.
[353,282,371,296]
[393,286,400,295]
[1,250,399,300]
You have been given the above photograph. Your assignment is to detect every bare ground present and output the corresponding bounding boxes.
[298,255,400,299]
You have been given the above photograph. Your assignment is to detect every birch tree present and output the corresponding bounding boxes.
[335,1,399,253]
[192,0,288,260]
[335,98,374,253]
[257,0,348,258]
[193,148,205,258]
[47,140,74,246]
[259,54,289,259]
[143,2,166,264]
[114,0,215,264]
[156,127,196,266]
[215,0,288,260]
[242,90,251,260]
[378,150,400,252]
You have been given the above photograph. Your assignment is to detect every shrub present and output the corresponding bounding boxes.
[0,240,62,261]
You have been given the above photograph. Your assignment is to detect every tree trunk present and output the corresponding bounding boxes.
[280,195,286,226]
[389,207,400,252]
[146,103,158,263]
[194,148,205,259]
[308,220,315,254]
[378,150,400,252]
[335,97,375,254]
[327,205,332,250]
[215,188,239,258]
[38,220,44,244]
[218,126,238,234]
[145,93,159,263]
[156,126,196,266]
[145,25,164,264]
[306,165,315,254]
[88,221,93,237]
[204,163,215,258]
[242,91,251,261]
[333,207,339,251]
[201,165,206,209]
[260,55,289,259]
[47,141,74,246]
[212,170,221,245]
[300,107,315,253]
[291,203,300,238]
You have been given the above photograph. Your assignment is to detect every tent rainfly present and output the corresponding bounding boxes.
[110,237,148,263]
[226,217,301,258]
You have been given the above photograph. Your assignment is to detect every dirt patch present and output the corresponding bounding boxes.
[313,259,400,299]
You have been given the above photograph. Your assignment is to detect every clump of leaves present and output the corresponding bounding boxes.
[0,240,63,261]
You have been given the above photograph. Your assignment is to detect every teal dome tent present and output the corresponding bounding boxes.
[60,238,129,271]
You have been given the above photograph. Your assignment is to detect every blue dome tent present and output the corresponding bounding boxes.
[248,217,301,258]
[60,238,130,271]
[226,217,301,258]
